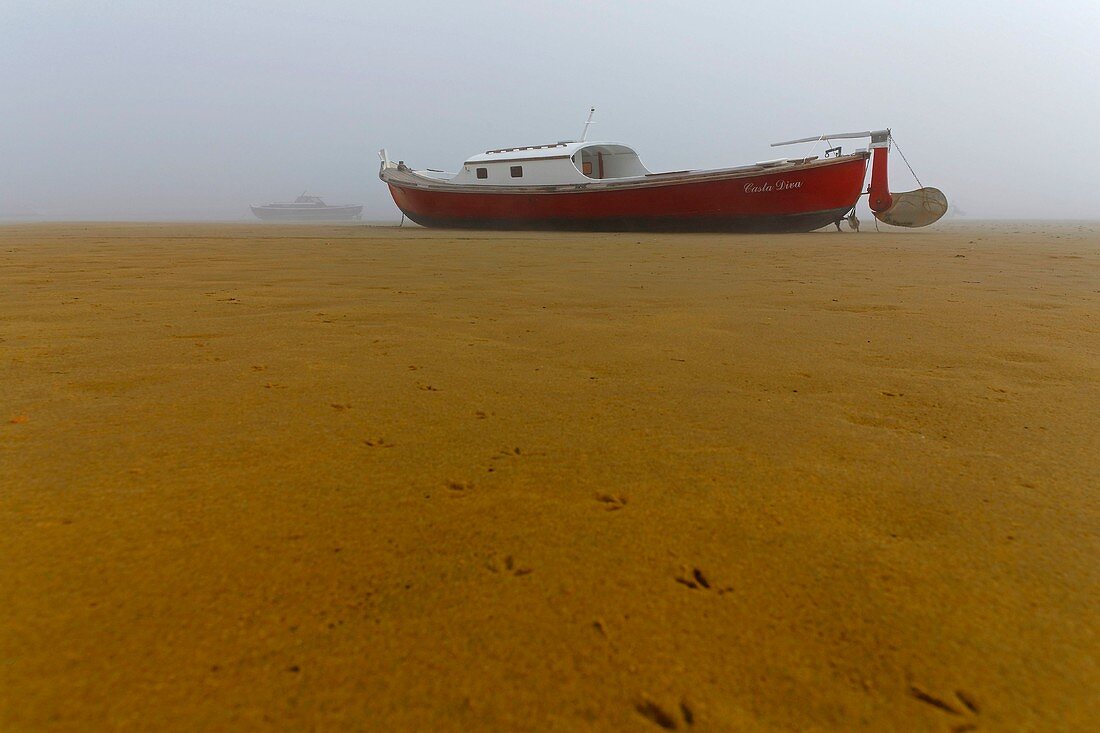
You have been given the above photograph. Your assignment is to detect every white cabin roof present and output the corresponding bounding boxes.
[464,140,636,164]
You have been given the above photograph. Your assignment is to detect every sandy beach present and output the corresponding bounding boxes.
[1,221,1097,731]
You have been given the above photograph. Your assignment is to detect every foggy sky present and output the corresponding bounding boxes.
[2,0,1098,221]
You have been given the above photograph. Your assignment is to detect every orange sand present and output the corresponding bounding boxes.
[2,222,1098,731]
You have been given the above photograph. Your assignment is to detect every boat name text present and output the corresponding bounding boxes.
[744,179,803,194]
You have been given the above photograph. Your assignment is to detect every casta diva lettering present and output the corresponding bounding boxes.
[744,179,803,193]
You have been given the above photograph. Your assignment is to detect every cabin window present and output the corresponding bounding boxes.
[476,167,488,179]
[510,165,523,178]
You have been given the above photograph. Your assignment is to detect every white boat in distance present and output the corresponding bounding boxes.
[250,193,363,222]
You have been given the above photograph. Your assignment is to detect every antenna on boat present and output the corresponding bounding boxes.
[580,108,596,142]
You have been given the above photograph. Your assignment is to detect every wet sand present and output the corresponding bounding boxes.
[2,222,1098,731]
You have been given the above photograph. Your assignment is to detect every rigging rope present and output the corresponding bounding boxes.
[890,136,924,188]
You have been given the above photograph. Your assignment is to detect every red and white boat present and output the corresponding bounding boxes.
[379,117,946,233]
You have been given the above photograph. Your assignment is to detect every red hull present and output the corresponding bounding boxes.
[384,154,868,233]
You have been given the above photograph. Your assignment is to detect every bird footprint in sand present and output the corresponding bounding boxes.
[675,567,734,594]
[635,698,695,729]
[908,686,980,732]
[485,554,532,577]
[596,493,628,511]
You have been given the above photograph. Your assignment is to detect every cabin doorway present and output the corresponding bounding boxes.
[578,150,605,179]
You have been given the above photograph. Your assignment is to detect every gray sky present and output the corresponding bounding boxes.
[2,0,1098,221]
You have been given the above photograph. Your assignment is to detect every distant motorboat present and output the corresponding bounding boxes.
[250,193,362,222]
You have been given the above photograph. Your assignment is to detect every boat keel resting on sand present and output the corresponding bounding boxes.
[379,120,947,233]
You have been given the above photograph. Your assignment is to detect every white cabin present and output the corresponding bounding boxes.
[437,141,651,186]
